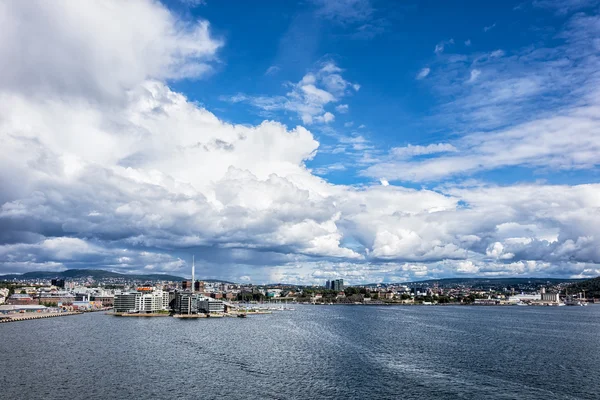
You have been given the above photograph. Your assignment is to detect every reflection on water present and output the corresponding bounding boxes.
[1,305,598,399]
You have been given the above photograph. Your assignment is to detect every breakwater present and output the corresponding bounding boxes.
[0,311,83,323]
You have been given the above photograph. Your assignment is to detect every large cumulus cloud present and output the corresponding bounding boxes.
[0,1,599,283]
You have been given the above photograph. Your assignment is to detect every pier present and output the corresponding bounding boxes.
[0,311,83,323]
[110,312,170,317]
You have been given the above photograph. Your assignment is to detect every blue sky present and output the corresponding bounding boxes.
[1,0,600,284]
[167,0,600,188]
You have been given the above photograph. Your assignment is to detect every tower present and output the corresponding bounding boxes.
[192,255,195,293]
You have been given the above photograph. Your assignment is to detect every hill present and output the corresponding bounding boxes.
[0,269,233,283]
[359,277,582,289]
[401,277,580,286]
[567,276,600,298]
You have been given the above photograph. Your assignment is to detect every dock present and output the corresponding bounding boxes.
[0,311,83,323]
[110,312,170,317]
[172,313,208,318]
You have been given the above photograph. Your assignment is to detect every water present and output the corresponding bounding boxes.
[1,305,599,399]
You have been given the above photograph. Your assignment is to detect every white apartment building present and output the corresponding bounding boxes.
[115,289,170,313]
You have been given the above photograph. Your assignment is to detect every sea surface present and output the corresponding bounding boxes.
[1,305,599,399]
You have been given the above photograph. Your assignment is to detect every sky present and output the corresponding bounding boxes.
[1,0,600,284]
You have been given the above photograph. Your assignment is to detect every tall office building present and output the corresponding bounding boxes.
[51,279,65,288]
[325,280,331,290]
[330,279,344,292]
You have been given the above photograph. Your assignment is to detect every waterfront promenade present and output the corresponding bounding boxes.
[0,311,83,323]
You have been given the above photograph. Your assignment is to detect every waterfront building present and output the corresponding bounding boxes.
[173,292,200,314]
[134,290,170,313]
[172,292,224,314]
[540,292,560,303]
[198,298,225,314]
[114,292,139,313]
[508,293,541,303]
[0,304,50,314]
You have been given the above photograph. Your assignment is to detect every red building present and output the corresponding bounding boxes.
[6,294,37,305]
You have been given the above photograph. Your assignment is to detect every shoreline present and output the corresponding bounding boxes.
[0,311,83,323]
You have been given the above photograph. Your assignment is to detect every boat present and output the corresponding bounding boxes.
[564,294,588,306]
[565,299,587,306]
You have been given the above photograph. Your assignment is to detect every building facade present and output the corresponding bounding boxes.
[114,292,139,313]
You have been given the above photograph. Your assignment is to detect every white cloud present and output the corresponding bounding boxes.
[484,23,496,32]
[467,69,482,83]
[1,1,600,283]
[434,39,454,54]
[310,0,387,40]
[312,163,347,175]
[486,242,515,260]
[336,104,349,113]
[363,103,600,182]
[416,67,431,80]
[465,39,472,46]
[222,62,359,124]
[315,111,335,123]
[312,0,373,24]
[531,0,598,15]
[0,1,222,103]
[265,65,280,75]
[391,143,457,158]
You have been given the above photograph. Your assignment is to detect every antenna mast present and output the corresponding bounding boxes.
[192,255,195,293]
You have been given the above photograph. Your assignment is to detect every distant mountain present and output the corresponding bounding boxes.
[364,277,582,288]
[0,268,233,283]
[567,276,600,298]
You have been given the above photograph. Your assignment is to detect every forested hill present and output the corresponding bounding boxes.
[0,269,185,282]
[567,277,600,298]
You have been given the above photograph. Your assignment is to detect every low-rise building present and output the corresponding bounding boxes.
[91,294,114,307]
[39,292,76,305]
[6,294,37,305]
[199,298,224,314]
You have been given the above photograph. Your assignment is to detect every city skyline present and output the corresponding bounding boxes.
[1,0,600,285]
